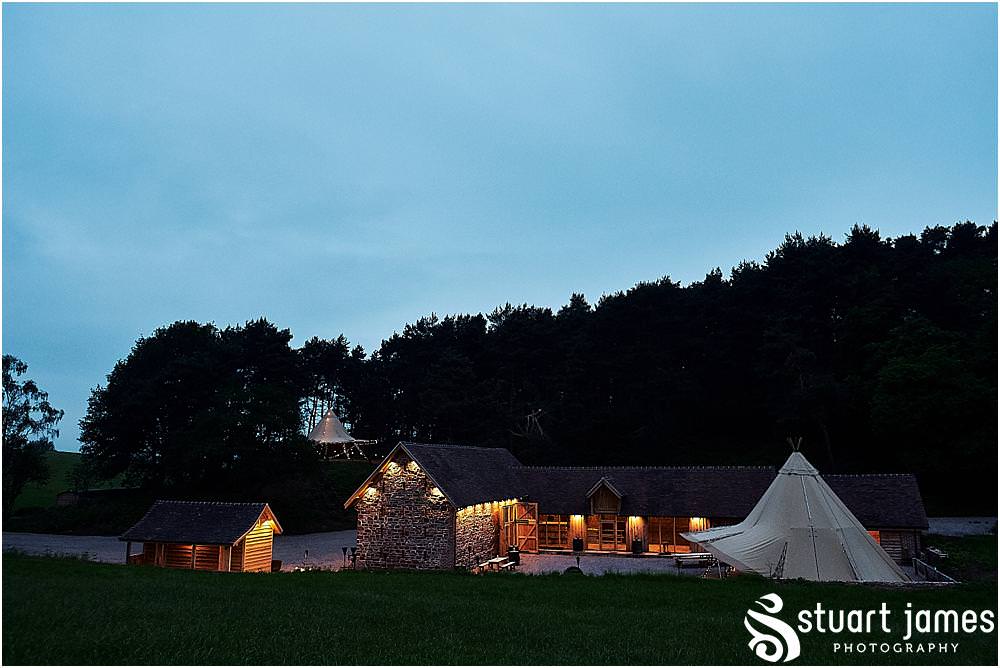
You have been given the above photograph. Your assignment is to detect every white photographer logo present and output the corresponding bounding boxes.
[744,593,801,663]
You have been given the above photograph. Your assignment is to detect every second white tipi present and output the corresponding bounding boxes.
[307,408,356,445]
[681,450,908,582]
[307,408,368,459]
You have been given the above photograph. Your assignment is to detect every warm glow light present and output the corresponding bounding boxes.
[385,462,401,475]
[406,461,421,473]
[571,514,584,520]
[688,517,709,532]
[429,486,443,497]
[364,486,378,498]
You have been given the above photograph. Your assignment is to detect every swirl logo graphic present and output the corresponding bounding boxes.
[744,593,801,663]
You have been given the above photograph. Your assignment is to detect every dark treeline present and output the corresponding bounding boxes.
[81,222,997,517]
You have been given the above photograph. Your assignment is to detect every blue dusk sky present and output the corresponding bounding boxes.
[3,3,997,450]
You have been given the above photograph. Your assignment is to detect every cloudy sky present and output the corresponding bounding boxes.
[3,3,996,450]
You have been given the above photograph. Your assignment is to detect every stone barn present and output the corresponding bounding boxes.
[345,443,525,569]
[344,442,928,571]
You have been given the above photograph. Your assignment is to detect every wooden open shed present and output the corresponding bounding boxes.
[120,501,282,573]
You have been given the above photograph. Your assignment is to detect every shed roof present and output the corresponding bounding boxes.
[120,501,282,545]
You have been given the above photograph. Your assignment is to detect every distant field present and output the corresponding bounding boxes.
[14,454,370,511]
[2,554,997,665]
[13,451,85,510]
[8,455,372,535]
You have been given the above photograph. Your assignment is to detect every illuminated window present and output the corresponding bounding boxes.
[585,515,627,551]
[688,517,710,532]
[538,514,570,548]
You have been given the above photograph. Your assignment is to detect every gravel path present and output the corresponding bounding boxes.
[927,517,997,536]
[2,532,123,563]
[273,530,357,569]
[12,521,989,574]
[926,517,997,537]
[518,553,702,576]
[3,530,357,570]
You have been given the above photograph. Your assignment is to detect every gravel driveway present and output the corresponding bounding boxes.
[926,517,997,537]
[3,530,357,570]
[518,553,703,576]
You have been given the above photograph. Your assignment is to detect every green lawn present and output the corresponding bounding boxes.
[3,554,996,665]
[13,451,84,510]
[922,534,998,583]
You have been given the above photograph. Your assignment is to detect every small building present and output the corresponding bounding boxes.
[120,501,282,572]
[55,490,80,507]
[344,442,928,571]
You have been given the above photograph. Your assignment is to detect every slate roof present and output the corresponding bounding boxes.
[827,475,929,530]
[120,501,281,544]
[518,466,777,518]
[398,442,526,507]
[346,442,929,529]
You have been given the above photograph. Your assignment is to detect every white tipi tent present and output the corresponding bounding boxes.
[307,408,368,459]
[308,409,355,445]
[681,450,909,582]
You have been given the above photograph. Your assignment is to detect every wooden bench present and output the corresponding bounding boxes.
[476,556,516,573]
[926,547,949,560]
[674,553,716,568]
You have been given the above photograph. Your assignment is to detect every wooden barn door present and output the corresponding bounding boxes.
[501,502,538,554]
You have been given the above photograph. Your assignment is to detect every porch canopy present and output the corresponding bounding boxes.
[681,451,908,582]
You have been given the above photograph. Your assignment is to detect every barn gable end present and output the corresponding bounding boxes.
[354,448,456,569]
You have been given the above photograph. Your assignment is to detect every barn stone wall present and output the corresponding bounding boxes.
[455,504,501,569]
[354,451,455,569]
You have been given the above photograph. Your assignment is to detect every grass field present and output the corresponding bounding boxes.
[2,554,996,665]
[922,534,998,583]
[9,456,373,535]
[13,451,85,510]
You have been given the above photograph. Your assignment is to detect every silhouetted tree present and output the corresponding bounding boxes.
[82,221,998,515]
[80,319,318,497]
[3,355,64,517]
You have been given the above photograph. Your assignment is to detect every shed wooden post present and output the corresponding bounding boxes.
[191,544,197,570]
[125,541,131,564]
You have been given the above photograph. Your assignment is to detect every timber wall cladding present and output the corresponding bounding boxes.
[355,451,455,569]
[163,544,221,570]
[879,530,920,563]
[231,540,245,571]
[242,523,274,572]
[455,504,500,568]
